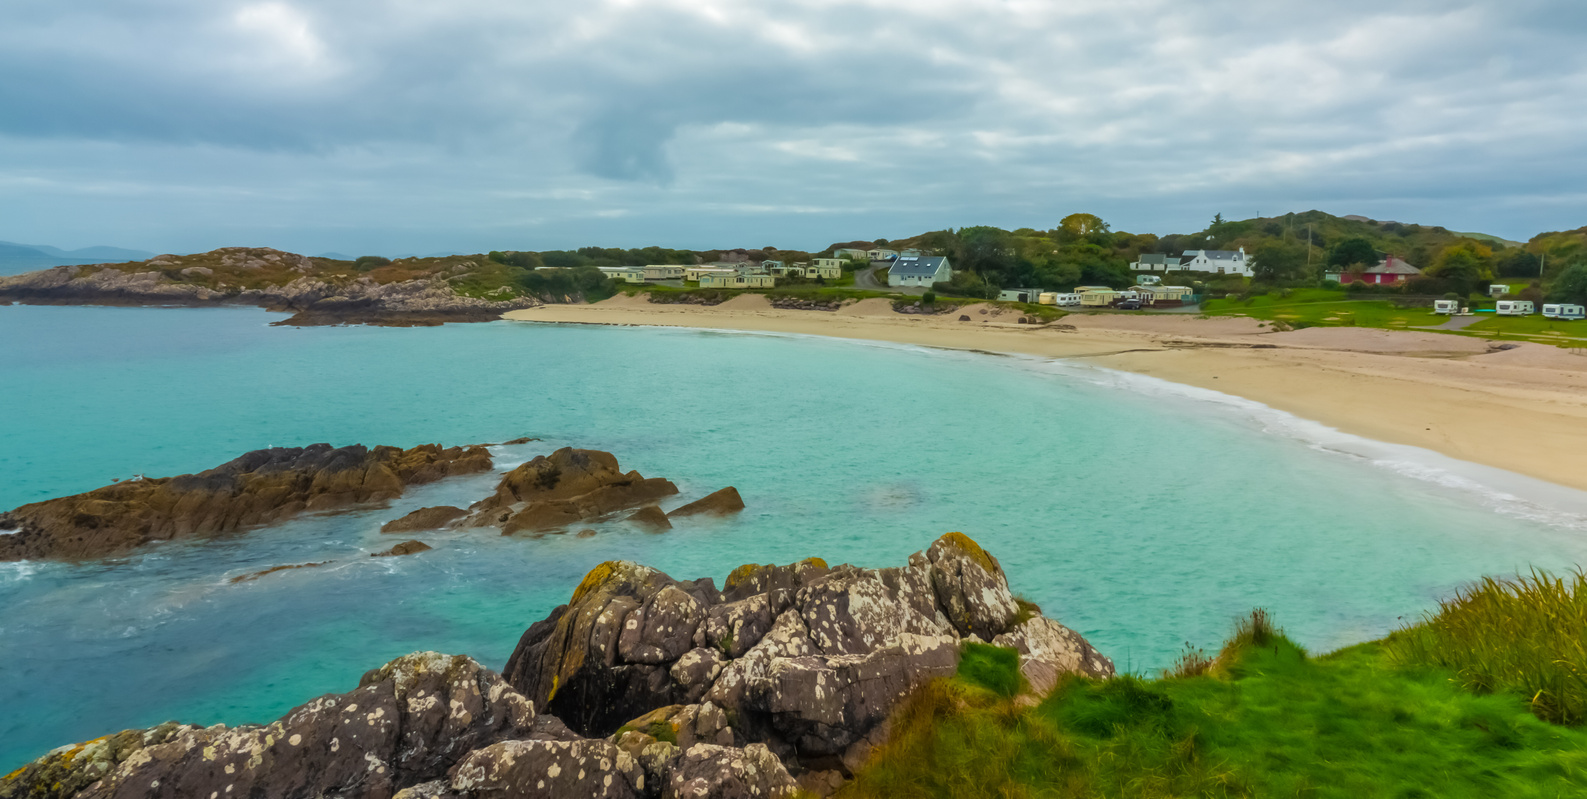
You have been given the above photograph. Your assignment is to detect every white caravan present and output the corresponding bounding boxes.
[1433,300,1459,315]
[1495,300,1534,316]
[1542,303,1585,320]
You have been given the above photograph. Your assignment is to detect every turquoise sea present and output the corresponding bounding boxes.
[3,305,1586,770]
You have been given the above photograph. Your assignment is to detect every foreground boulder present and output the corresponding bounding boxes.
[0,443,492,561]
[503,532,1113,775]
[0,653,538,799]
[464,448,679,534]
[3,534,1111,799]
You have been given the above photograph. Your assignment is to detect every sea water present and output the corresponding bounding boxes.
[2,304,1585,770]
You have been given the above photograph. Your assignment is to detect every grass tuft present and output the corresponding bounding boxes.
[1388,569,1587,725]
[957,643,1024,699]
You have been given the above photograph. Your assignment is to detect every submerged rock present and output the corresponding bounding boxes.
[0,443,492,562]
[229,561,331,583]
[383,505,468,533]
[627,505,672,531]
[667,487,745,518]
[373,539,434,557]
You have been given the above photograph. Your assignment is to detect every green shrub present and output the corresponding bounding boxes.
[922,290,937,305]
[1388,569,1587,725]
[354,255,391,271]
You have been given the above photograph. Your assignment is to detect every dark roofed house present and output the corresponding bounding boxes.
[1325,256,1421,285]
[887,255,952,288]
[1130,253,1179,272]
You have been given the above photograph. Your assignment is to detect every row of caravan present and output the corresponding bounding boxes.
[996,285,1194,308]
[1432,300,1586,319]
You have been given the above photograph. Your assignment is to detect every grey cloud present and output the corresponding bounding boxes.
[1,0,1586,252]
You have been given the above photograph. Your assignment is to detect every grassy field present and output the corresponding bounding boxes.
[1202,290,1587,347]
[842,587,1587,799]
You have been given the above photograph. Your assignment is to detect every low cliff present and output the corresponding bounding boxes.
[0,533,1112,799]
[0,248,541,326]
[0,443,492,561]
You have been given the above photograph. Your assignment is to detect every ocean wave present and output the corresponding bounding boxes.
[1040,358,1587,533]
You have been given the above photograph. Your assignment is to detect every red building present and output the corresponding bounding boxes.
[1326,256,1421,285]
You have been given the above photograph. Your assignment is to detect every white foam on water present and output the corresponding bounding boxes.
[0,528,18,536]
[652,326,1587,533]
[1035,357,1587,533]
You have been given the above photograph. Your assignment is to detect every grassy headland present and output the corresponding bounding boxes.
[842,573,1587,798]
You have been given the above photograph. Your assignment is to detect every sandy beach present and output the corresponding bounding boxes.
[505,295,1587,493]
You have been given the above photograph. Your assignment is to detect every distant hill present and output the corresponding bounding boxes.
[0,241,154,276]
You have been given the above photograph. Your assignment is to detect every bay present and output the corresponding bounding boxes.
[2,304,1584,770]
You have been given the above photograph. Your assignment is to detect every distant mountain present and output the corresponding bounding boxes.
[0,241,154,276]
[317,252,354,260]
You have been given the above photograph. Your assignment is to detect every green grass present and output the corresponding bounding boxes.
[1388,570,1587,726]
[841,611,1587,799]
[1201,290,1587,346]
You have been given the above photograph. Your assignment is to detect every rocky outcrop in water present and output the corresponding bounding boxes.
[463,448,680,535]
[0,248,540,326]
[0,533,1112,799]
[666,487,744,518]
[0,443,492,562]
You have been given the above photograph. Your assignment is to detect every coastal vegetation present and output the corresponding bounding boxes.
[1201,290,1587,347]
[843,590,1587,799]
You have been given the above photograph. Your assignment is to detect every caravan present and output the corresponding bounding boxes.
[1542,303,1586,320]
[1495,300,1534,316]
[1433,300,1459,315]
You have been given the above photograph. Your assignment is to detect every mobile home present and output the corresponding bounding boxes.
[1079,288,1121,307]
[1543,303,1586,320]
[699,273,776,289]
[1495,300,1534,316]
[1433,299,1459,315]
[597,266,647,284]
[998,288,1042,303]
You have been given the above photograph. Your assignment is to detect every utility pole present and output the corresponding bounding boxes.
[1306,225,1313,266]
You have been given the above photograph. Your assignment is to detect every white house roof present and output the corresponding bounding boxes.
[890,255,949,277]
[1183,250,1243,262]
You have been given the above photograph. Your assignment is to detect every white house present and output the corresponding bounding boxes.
[888,255,952,288]
[1180,248,1252,276]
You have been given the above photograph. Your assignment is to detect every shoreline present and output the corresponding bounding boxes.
[505,296,1587,495]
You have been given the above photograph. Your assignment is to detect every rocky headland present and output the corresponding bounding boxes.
[0,533,1112,799]
[0,443,492,561]
[0,248,541,326]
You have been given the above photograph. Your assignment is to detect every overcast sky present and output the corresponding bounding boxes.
[3,0,1585,255]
